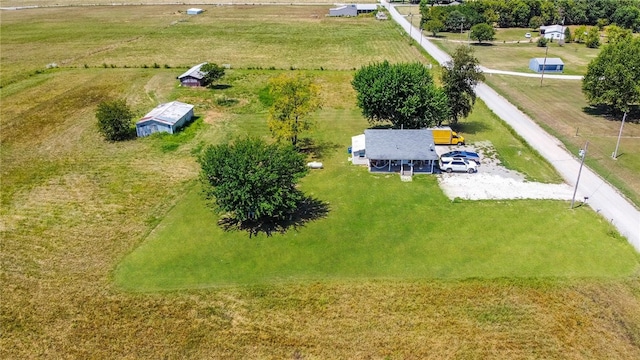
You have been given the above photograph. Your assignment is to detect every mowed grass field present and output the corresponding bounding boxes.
[2,5,640,359]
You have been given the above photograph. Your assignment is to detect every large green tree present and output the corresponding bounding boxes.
[95,99,134,141]
[582,37,640,114]
[469,23,495,44]
[198,137,308,225]
[200,63,225,87]
[267,73,321,147]
[352,61,448,129]
[424,19,445,36]
[442,46,485,125]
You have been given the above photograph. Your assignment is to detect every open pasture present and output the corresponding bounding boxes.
[2,5,640,359]
[0,5,422,87]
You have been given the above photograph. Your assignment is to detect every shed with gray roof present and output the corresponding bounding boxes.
[529,57,564,73]
[329,4,378,17]
[361,129,439,175]
[136,101,194,137]
[178,62,207,87]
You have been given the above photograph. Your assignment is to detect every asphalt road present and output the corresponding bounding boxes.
[384,2,640,250]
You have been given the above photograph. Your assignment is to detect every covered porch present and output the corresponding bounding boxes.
[369,159,439,175]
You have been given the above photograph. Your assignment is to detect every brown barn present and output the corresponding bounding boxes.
[177,62,207,87]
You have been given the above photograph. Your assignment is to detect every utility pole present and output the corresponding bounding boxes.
[460,16,465,42]
[612,111,627,159]
[540,45,549,87]
[570,141,589,209]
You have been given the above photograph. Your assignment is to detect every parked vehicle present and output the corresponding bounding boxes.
[428,126,465,145]
[525,32,532,38]
[439,158,478,173]
[440,150,480,164]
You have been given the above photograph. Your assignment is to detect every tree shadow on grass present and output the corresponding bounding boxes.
[470,43,495,47]
[582,105,640,123]
[209,84,232,90]
[297,138,342,160]
[217,196,330,238]
[454,121,489,135]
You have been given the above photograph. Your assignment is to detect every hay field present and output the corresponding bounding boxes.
[2,5,640,359]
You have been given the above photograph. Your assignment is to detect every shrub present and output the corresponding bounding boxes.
[537,37,548,47]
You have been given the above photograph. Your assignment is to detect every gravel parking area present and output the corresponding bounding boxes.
[436,142,575,201]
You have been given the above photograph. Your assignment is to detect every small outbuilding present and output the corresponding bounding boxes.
[539,24,565,40]
[529,57,564,73]
[178,62,207,87]
[350,134,367,165]
[359,129,439,175]
[136,101,194,137]
[186,8,203,15]
[329,4,378,17]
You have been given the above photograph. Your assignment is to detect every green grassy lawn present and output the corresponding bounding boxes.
[484,75,640,207]
[114,71,635,291]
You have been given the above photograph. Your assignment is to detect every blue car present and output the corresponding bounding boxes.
[440,150,481,164]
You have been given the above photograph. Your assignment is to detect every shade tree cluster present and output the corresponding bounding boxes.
[352,47,484,128]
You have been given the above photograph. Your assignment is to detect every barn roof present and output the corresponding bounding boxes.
[178,62,207,80]
[531,57,564,65]
[137,101,194,126]
[364,129,438,160]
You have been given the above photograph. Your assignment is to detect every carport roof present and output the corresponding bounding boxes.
[364,129,438,160]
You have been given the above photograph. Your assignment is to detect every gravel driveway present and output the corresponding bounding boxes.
[436,142,575,201]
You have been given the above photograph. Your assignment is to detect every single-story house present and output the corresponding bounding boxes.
[177,62,207,87]
[540,24,565,40]
[186,8,203,15]
[136,101,194,137]
[350,134,367,165]
[529,57,564,73]
[329,4,378,17]
[360,129,439,175]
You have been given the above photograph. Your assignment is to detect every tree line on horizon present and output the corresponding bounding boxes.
[420,0,640,32]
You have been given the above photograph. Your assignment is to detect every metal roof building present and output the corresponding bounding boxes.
[329,4,378,17]
[529,58,564,73]
[136,101,195,137]
[177,62,207,87]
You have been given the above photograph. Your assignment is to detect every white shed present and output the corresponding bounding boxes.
[350,134,367,165]
[186,8,203,15]
[136,101,195,137]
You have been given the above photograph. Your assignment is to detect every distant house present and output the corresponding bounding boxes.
[136,101,194,137]
[178,62,207,87]
[529,58,564,73]
[329,4,378,17]
[354,129,439,175]
[540,24,565,40]
[186,8,203,15]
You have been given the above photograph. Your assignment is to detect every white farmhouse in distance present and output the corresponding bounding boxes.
[540,24,565,40]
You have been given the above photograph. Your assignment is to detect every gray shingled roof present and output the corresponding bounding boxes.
[364,129,439,160]
[178,62,207,80]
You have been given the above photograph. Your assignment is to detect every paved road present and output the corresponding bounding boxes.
[384,1,640,250]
